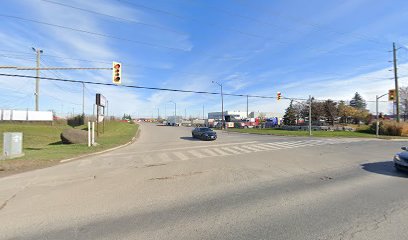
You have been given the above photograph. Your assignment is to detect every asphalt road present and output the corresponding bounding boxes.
[1,123,408,240]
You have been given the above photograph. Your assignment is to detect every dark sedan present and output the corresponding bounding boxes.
[192,127,217,141]
[394,147,408,171]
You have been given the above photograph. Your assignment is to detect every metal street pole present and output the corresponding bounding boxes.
[247,95,249,119]
[376,95,379,137]
[33,48,43,111]
[376,93,387,137]
[82,82,85,116]
[212,81,224,129]
[309,95,312,136]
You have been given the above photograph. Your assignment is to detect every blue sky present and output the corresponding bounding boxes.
[1,0,408,118]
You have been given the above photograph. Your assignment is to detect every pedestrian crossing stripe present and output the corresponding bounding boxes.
[141,139,365,165]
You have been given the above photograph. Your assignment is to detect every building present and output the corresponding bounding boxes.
[208,111,284,120]
[208,111,249,120]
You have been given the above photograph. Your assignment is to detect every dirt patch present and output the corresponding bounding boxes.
[0,159,62,178]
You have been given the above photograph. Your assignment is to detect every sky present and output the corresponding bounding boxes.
[1,0,408,118]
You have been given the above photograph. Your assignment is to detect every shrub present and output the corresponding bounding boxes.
[67,114,84,127]
[368,120,407,136]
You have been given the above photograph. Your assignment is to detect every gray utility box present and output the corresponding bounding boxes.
[2,132,24,159]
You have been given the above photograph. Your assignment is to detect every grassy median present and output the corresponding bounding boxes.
[226,128,377,138]
[0,121,138,175]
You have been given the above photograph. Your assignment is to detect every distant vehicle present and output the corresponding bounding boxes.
[192,127,217,141]
[393,147,408,171]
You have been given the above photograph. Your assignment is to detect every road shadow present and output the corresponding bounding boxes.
[361,161,408,178]
[179,137,200,141]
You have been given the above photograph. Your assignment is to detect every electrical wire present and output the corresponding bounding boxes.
[0,73,391,103]
[40,0,186,36]
[0,14,189,52]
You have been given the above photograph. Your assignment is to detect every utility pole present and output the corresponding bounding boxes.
[203,104,205,120]
[82,82,85,116]
[212,81,224,129]
[376,93,387,137]
[247,95,249,119]
[33,48,43,111]
[393,42,400,122]
[309,95,312,136]
[158,108,160,119]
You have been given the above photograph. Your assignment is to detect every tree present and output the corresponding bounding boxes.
[399,86,408,121]
[350,92,367,110]
[324,100,338,126]
[283,101,297,125]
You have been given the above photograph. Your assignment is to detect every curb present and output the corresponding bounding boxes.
[60,125,141,163]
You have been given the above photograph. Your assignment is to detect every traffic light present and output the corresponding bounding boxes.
[277,92,281,100]
[112,61,122,85]
[388,89,396,101]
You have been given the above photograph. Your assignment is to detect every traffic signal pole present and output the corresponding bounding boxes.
[376,93,388,137]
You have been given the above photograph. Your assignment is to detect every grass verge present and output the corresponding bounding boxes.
[0,121,138,176]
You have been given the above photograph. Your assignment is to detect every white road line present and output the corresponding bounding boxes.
[109,141,259,156]
[212,148,231,156]
[249,144,272,150]
[172,152,189,161]
[240,145,263,152]
[230,146,251,153]
[200,149,219,157]
[221,147,242,154]
[188,150,207,158]
[158,153,171,162]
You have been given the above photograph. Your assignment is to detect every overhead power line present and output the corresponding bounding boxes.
[118,0,289,45]
[40,0,186,36]
[0,74,390,103]
[0,73,305,100]
[0,14,188,52]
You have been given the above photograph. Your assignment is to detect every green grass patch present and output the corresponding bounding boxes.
[227,128,377,138]
[0,121,138,163]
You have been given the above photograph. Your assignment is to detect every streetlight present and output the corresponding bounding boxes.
[212,81,224,129]
[169,101,176,126]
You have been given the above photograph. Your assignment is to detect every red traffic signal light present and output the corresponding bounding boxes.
[112,62,122,84]
[277,92,281,100]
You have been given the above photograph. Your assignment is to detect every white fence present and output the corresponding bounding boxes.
[0,110,53,121]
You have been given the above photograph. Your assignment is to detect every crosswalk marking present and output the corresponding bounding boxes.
[200,149,219,157]
[158,153,172,162]
[240,145,263,152]
[141,139,366,164]
[250,144,272,150]
[230,146,251,153]
[188,150,206,158]
[221,147,241,154]
[173,152,189,161]
[212,148,231,156]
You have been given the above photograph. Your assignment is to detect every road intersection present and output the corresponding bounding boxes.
[0,123,407,240]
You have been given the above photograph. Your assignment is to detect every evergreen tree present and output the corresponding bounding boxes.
[350,92,367,110]
[283,101,297,125]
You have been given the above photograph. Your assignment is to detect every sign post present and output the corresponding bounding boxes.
[96,93,106,137]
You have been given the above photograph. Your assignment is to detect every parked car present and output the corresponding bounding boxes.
[393,147,408,171]
[192,127,217,141]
